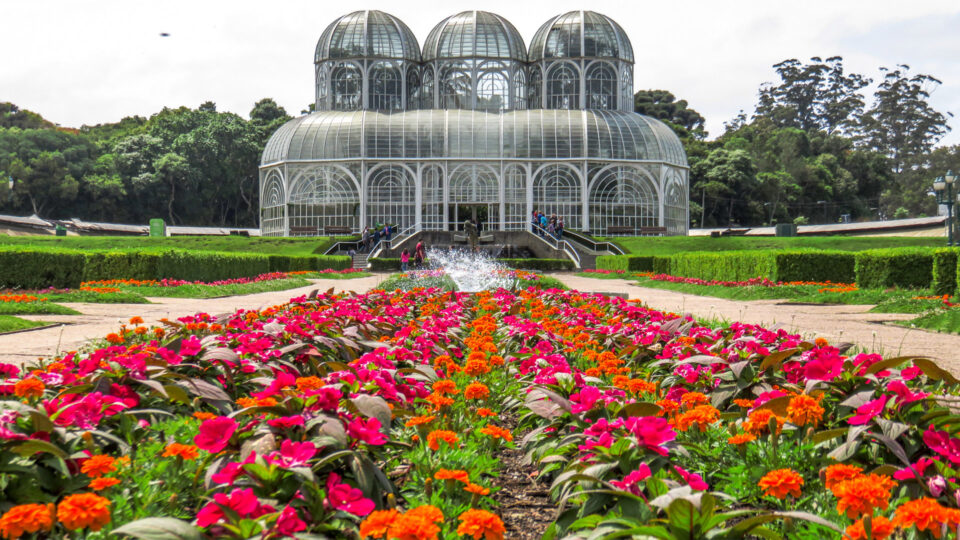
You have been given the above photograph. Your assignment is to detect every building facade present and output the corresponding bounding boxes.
[260,10,689,236]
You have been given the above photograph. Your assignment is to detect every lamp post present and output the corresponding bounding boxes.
[933,171,956,246]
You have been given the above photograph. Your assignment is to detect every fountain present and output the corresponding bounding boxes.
[424,248,515,292]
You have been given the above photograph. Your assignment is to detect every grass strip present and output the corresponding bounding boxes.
[0,302,80,315]
[0,315,50,333]
[124,277,312,298]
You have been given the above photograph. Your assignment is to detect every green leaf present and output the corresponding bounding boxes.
[812,427,848,443]
[759,348,800,372]
[111,517,203,539]
[617,402,662,418]
[913,358,960,385]
[862,356,920,376]
[11,439,68,460]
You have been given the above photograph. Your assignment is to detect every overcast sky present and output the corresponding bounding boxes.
[4,0,960,146]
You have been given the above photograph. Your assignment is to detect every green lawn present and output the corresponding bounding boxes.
[0,315,50,333]
[124,277,312,298]
[902,310,960,335]
[0,301,79,315]
[596,235,944,256]
[0,235,356,256]
[43,290,151,304]
[303,271,372,279]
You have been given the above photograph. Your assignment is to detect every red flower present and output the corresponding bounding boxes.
[196,487,273,528]
[325,473,375,516]
[848,395,888,425]
[194,417,238,453]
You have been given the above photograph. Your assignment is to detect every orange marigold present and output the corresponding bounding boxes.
[893,498,948,538]
[129,316,144,325]
[727,433,756,445]
[489,355,504,366]
[387,506,443,540]
[464,382,490,400]
[12,379,44,399]
[432,380,459,395]
[463,359,490,377]
[845,515,894,540]
[479,425,513,442]
[743,408,785,437]
[787,394,824,427]
[434,469,470,483]
[162,443,199,460]
[675,405,720,432]
[656,399,680,416]
[406,505,444,523]
[464,483,490,496]
[456,509,506,540]
[193,411,216,420]
[758,468,804,499]
[89,477,121,491]
[680,392,709,408]
[359,509,399,539]
[0,503,54,538]
[56,493,111,531]
[105,333,124,344]
[476,408,497,418]
[81,455,117,478]
[833,474,897,519]
[405,415,437,428]
[425,393,455,409]
[295,376,324,392]
[824,463,863,491]
[426,430,459,451]
[734,398,755,408]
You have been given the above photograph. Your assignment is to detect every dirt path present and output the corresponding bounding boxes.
[554,275,960,374]
[0,275,389,364]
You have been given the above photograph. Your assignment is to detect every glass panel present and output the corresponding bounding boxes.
[287,165,360,234]
[331,63,362,111]
[546,63,579,110]
[533,164,581,230]
[589,165,659,234]
[367,164,415,229]
[586,62,616,110]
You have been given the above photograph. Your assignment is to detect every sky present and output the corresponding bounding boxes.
[4,0,960,146]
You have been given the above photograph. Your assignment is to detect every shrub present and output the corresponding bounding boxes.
[596,255,654,272]
[266,255,350,273]
[934,248,959,296]
[496,258,575,271]
[0,248,87,289]
[855,248,934,289]
[652,256,672,275]
[772,251,855,283]
[666,250,855,283]
[82,251,162,281]
[368,258,402,271]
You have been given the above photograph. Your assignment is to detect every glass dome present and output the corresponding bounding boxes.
[423,11,526,61]
[315,10,421,62]
[529,11,634,63]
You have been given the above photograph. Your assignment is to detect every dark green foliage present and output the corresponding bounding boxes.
[605,235,942,257]
[82,251,163,281]
[595,255,654,272]
[662,250,855,283]
[495,258,574,271]
[266,255,349,272]
[933,248,959,296]
[854,248,934,289]
[772,251,855,282]
[0,248,86,288]
[369,258,402,271]
[652,256,672,275]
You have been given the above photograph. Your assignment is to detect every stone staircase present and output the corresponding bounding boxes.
[352,254,368,270]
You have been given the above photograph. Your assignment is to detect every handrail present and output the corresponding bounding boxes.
[563,230,626,255]
[528,224,581,268]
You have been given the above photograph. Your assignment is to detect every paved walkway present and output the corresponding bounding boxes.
[0,275,388,364]
[555,275,960,374]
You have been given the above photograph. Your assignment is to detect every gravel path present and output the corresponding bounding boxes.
[0,275,388,364]
[554,275,960,373]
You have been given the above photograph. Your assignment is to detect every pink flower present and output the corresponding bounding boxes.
[325,473,375,516]
[848,395,888,425]
[929,475,947,497]
[570,386,602,414]
[802,348,843,381]
[269,440,316,468]
[534,340,555,354]
[924,427,960,465]
[894,457,937,480]
[267,416,305,430]
[275,505,307,536]
[194,417,239,453]
[625,416,676,456]
[346,416,387,446]
[308,386,343,411]
[902,366,923,380]
[887,380,928,405]
[674,466,709,491]
[180,335,203,357]
[610,464,652,495]
[196,487,273,527]
[211,452,258,485]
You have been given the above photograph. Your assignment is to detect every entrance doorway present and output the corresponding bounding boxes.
[453,204,498,231]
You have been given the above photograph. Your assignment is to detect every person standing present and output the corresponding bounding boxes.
[414,240,425,268]
[384,224,392,241]
[539,212,548,235]
[556,215,564,238]
[361,227,370,252]
[400,248,410,272]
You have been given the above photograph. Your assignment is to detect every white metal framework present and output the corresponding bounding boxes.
[261,10,689,236]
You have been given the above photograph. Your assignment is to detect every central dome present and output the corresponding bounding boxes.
[315,10,421,62]
[423,11,526,61]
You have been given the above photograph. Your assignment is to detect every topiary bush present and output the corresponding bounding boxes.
[933,248,959,296]
[855,248,934,289]
[772,251,856,283]
[0,248,87,289]
[652,256,672,275]
[595,255,654,272]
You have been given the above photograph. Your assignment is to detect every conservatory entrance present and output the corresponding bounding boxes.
[452,204,498,231]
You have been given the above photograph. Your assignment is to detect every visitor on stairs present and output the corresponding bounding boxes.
[400,249,410,272]
[539,212,548,235]
[414,241,426,268]
[556,216,564,238]
[361,227,370,253]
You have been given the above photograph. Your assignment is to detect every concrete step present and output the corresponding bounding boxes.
[352,254,368,269]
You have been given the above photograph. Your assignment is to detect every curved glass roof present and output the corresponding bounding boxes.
[422,11,526,62]
[316,10,421,62]
[262,110,686,166]
[529,11,634,63]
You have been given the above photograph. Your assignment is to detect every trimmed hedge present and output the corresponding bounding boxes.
[773,251,855,283]
[665,250,856,283]
[933,248,959,296]
[0,248,87,289]
[854,249,934,289]
[496,258,575,271]
[0,247,351,289]
[595,255,654,272]
[652,256,672,275]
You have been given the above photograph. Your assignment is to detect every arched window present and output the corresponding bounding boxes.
[406,66,420,110]
[367,165,415,228]
[503,164,527,230]
[533,165,581,230]
[440,63,471,109]
[331,63,363,111]
[420,66,435,109]
[664,172,687,235]
[421,164,444,230]
[315,64,329,110]
[512,69,527,110]
[528,65,542,109]
[620,65,633,112]
[586,63,616,110]
[261,170,285,237]
[589,166,659,234]
[288,166,359,234]
[476,71,509,111]
[369,62,402,111]
[546,63,580,110]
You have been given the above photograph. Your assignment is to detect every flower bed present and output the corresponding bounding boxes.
[0,283,958,538]
[0,294,47,304]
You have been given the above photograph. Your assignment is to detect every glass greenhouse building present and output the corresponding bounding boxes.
[260,10,689,237]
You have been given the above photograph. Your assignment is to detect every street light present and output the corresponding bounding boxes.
[933,172,956,246]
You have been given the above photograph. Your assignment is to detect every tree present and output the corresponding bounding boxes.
[152,152,191,224]
[691,148,758,226]
[0,103,55,130]
[634,90,707,139]
[861,65,953,173]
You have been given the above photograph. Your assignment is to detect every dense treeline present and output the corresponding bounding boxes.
[0,56,956,228]
[0,100,290,226]
[636,58,958,227]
